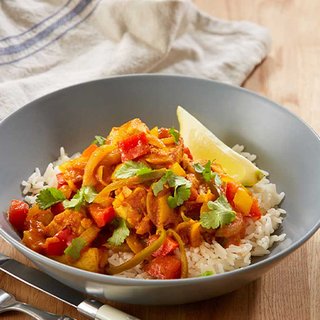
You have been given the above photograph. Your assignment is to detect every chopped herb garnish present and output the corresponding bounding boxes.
[114,161,153,179]
[107,218,130,246]
[64,237,87,260]
[63,186,97,211]
[169,128,180,144]
[152,170,191,208]
[36,187,66,210]
[199,270,215,277]
[200,195,236,229]
[194,161,222,186]
[92,135,106,146]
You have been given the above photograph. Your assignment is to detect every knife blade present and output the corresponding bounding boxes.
[0,254,140,320]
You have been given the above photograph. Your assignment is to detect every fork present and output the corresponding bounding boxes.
[0,288,74,320]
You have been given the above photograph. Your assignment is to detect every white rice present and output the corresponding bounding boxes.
[22,145,286,278]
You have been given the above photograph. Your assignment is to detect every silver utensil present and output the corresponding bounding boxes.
[0,288,73,319]
[0,253,140,320]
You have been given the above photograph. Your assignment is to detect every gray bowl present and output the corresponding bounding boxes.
[0,75,319,305]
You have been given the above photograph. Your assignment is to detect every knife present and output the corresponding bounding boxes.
[0,253,140,320]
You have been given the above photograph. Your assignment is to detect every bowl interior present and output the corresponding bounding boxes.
[0,75,319,271]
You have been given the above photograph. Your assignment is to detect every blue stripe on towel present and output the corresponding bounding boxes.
[0,0,72,43]
[0,0,92,55]
[0,0,99,66]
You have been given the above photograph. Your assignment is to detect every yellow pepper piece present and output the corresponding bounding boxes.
[233,187,253,215]
[106,228,166,275]
[126,234,144,254]
[82,144,115,186]
[189,222,202,247]
[150,126,159,137]
[170,162,186,177]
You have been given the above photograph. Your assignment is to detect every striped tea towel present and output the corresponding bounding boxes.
[0,0,271,121]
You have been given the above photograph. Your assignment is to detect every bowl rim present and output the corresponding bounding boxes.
[0,73,319,285]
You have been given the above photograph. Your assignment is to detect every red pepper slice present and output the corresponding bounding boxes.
[148,235,179,257]
[183,147,193,160]
[145,255,182,279]
[51,202,65,215]
[56,173,67,189]
[249,198,262,220]
[118,132,150,162]
[8,200,29,232]
[225,181,239,204]
[45,228,74,256]
[89,204,115,228]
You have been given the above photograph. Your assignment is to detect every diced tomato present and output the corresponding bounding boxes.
[82,144,98,158]
[50,202,65,215]
[56,228,74,245]
[45,238,66,256]
[183,147,193,160]
[56,173,67,189]
[118,132,150,162]
[249,198,262,220]
[45,228,74,256]
[225,182,239,203]
[148,236,179,257]
[8,200,29,231]
[145,255,181,279]
[158,128,170,139]
[89,204,115,228]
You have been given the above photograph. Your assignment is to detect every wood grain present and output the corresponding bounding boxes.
[1,1,319,319]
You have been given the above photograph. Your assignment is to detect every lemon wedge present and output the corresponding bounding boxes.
[177,106,264,186]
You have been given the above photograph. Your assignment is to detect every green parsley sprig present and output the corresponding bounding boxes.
[114,161,153,179]
[63,186,97,211]
[36,187,66,210]
[169,128,180,144]
[152,170,191,208]
[194,161,222,186]
[107,218,130,246]
[200,195,236,229]
[92,135,106,146]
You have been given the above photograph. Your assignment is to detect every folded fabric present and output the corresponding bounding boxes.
[0,0,271,120]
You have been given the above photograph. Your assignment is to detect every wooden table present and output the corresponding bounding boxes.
[1,1,319,319]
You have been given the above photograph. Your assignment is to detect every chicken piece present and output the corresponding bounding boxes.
[45,210,84,237]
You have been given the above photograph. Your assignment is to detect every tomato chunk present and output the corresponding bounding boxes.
[8,200,29,231]
[51,202,65,215]
[45,228,74,256]
[89,204,115,228]
[249,198,262,220]
[145,255,181,279]
[56,173,67,189]
[225,182,239,203]
[148,236,179,257]
[118,132,150,162]
[183,147,193,160]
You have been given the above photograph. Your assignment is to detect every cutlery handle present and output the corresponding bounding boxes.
[8,302,74,320]
[78,299,140,320]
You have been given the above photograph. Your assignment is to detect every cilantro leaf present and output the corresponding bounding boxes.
[92,135,106,146]
[36,187,66,210]
[152,171,172,196]
[200,195,236,229]
[168,184,191,208]
[152,170,191,208]
[107,218,130,246]
[193,161,222,186]
[169,128,180,144]
[199,270,215,277]
[64,237,87,260]
[114,161,152,179]
[63,186,97,211]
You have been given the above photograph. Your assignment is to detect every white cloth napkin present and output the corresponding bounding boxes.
[0,0,271,121]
